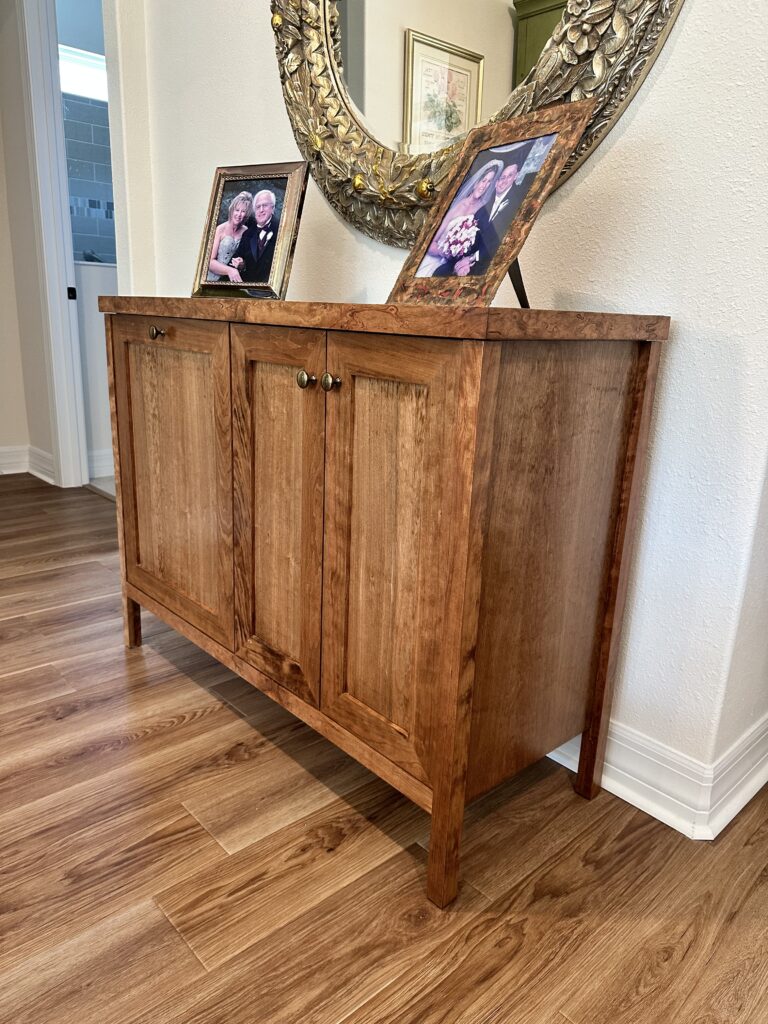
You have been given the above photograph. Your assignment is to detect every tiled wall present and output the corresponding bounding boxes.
[62,93,115,264]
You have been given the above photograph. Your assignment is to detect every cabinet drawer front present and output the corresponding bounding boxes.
[232,324,325,705]
[112,314,234,647]
[321,332,482,786]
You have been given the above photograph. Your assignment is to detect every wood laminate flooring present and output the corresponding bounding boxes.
[0,472,765,1023]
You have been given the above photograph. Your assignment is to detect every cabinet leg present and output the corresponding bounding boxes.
[426,795,465,908]
[123,594,142,648]
[574,726,605,800]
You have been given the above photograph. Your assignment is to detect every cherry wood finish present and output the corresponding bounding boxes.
[111,315,234,648]
[321,332,482,789]
[104,300,668,907]
[465,339,640,800]
[575,341,662,798]
[231,324,325,706]
[100,296,670,343]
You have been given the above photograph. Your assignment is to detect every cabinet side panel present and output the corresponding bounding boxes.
[466,338,638,800]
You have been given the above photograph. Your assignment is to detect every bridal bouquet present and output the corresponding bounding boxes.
[438,215,478,260]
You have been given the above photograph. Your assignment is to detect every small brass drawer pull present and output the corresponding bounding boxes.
[296,369,317,389]
[148,325,166,340]
[320,372,342,392]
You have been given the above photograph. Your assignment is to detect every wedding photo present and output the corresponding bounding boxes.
[415,132,557,279]
[193,161,308,299]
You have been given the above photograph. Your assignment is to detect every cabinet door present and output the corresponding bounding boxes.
[112,315,234,646]
[321,332,480,786]
[232,325,325,705]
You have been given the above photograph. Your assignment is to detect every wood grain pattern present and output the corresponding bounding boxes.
[425,341,500,907]
[575,341,662,798]
[1,476,766,1024]
[0,900,204,1024]
[231,324,325,705]
[112,315,234,647]
[344,804,678,1024]
[0,806,225,972]
[466,339,638,800]
[143,847,488,1024]
[486,309,671,342]
[0,561,119,620]
[0,663,73,715]
[179,731,373,853]
[98,297,670,343]
[100,297,490,339]
[105,304,667,905]
[157,779,428,969]
[321,332,482,800]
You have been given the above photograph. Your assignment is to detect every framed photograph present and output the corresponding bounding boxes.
[403,30,484,152]
[192,161,308,300]
[388,100,596,307]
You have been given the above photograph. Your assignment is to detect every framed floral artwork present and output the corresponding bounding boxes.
[403,31,484,152]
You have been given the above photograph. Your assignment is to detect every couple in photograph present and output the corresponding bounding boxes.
[416,157,526,279]
[207,188,280,284]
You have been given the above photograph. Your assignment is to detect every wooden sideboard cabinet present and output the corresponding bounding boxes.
[100,296,669,907]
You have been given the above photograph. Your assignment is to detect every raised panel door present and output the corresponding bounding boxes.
[321,332,482,786]
[112,314,233,646]
[232,324,325,705]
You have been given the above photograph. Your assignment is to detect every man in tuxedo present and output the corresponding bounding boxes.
[452,161,523,277]
[231,190,280,283]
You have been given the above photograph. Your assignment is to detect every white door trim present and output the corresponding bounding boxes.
[16,0,88,487]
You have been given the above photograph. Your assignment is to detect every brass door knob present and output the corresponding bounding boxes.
[296,369,317,389]
[148,325,166,340]
[320,372,342,392]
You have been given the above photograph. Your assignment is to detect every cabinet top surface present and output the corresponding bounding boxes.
[99,296,670,342]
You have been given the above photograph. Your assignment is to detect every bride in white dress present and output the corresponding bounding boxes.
[415,159,503,278]
[207,191,253,282]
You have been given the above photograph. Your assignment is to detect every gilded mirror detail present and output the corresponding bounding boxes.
[270,0,684,248]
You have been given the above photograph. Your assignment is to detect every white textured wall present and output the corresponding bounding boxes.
[0,0,54,457]
[0,101,29,449]
[105,0,768,768]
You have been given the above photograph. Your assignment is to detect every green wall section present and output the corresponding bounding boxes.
[514,0,564,86]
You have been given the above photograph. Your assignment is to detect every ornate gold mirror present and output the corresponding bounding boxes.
[271,0,684,248]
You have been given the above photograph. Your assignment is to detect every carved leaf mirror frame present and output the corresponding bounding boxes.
[270,0,684,249]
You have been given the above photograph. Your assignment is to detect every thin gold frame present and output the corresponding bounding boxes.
[192,161,308,300]
[402,30,484,152]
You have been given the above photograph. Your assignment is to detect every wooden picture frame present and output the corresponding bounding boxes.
[403,30,484,152]
[192,161,308,300]
[388,100,595,307]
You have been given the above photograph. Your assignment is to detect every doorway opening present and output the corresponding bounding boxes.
[56,0,117,498]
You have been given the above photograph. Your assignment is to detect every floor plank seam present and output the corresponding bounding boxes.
[180,798,233,853]
[151,897,213,972]
[0,591,122,624]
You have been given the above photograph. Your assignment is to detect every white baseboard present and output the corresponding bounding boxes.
[0,445,56,484]
[88,448,114,479]
[28,446,56,484]
[0,445,30,474]
[549,713,768,840]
